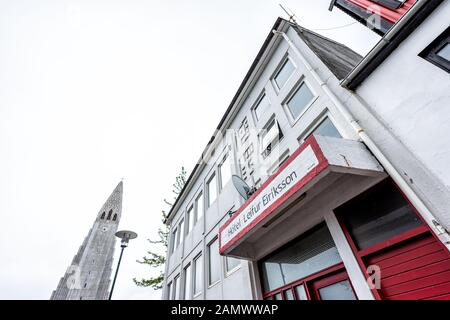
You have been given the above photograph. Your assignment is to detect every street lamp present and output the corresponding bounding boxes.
[108,230,138,300]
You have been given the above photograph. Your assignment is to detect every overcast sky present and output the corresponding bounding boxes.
[0,0,379,300]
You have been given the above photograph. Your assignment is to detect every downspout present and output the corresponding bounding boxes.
[272,30,450,252]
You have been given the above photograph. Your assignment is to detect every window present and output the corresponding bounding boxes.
[372,0,407,10]
[195,192,204,222]
[219,154,232,190]
[261,118,284,157]
[193,254,203,296]
[100,212,105,219]
[273,58,295,89]
[173,275,180,300]
[178,219,185,245]
[304,117,342,141]
[226,257,240,273]
[167,281,172,300]
[285,82,314,121]
[107,210,112,220]
[336,179,423,250]
[183,264,192,300]
[420,26,450,73]
[253,94,271,121]
[187,205,194,234]
[112,214,117,221]
[260,223,342,292]
[208,238,220,285]
[207,173,217,207]
[171,227,178,253]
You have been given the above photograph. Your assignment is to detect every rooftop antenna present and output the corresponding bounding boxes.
[279,3,298,24]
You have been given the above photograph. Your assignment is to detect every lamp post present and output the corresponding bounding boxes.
[108,230,138,300]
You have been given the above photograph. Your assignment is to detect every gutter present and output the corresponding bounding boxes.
[342,0,444,90]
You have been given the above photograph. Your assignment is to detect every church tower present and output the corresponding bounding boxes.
[51,181,123,300]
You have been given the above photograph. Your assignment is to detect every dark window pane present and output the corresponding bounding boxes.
[336,179,423,250]
[437,43,450,61]
[260,223,342,292]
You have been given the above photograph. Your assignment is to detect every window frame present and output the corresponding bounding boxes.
[171,226,178,254]
[252,91,271,122]
[183,263,192,300]
[206,172,218,208]
[178,218,185,245]
[219,152,232,191]
[207,237,221,287]
[298,112,344,144]
[172,274,180,300]
[224,256,241,276]
[419,26,450,74]
[259,116,284,158]
[282,78,317,125]
[193,253,203,297]
[271,55,296,92]
[186,204,194,234]
[195,191,204,223]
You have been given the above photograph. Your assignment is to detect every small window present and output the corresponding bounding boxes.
[107,210,112,220]
[226,257,240,273]
[112,214,117,221]
[193,254,203,296]
[420,27,450,73]
[304,117,342,141]
[173,275,180,300]
[171,227,178,253]
[208,238,220,286]
[261,118,284,157]
[167,281,172,300]
[219,154,232,190]
[207,173,217,207]
[273,58,295,90]
[178,219,185,245]
[195,192,204,222]
[100,212,105,219]
[83,282,87,288]
[253,94,271,121]
[187,205,194,234]
[285,82,314,121]
[183,264,192,300]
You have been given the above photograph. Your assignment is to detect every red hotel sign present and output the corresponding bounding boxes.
[219,136,329,255]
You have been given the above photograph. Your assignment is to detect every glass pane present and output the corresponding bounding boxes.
[295,285,308,300]
[260,223,342,292]
[274,293,283,300]
[336,179,423,250]
[172,228,178,252]
[187,206,194,233]
[173,276,180,300]
[196,193,203,220]
[179,220,184,244]
[207,174,217,207]
[194,255,202,295]
[208,239,220,285]
[261,119,280,151]
[220,155,232,189]
[167,282,172,300]
[226,257,240,272]
[254,94,270,121]
[437,43,450,61]
[310,117,341,139]
[274,59,295,89]
[318,280,356,300]
[284,289,294,300]
[286,82,314,120]
[184,265,192,300]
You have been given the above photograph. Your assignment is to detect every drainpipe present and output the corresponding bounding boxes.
[272,30,450,251]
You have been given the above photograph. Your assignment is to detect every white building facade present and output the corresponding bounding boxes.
[163,0,450,301]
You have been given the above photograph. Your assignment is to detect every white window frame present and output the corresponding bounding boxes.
[206,172,218,208]
[271,54,297,93]
[193,253,203,298]
[282,78,317,126]
[186,204,194,234]
[219,152,232,191]
[259,116,283,158]
[207,237,221,288]
[297,111,344,144]
[183,263,192,300]
[195,191,204,223]
[173,274,180,300]
[224,256,241,277]
[251,91,271,123]
[171,227,178,254]
[178,218,185,245]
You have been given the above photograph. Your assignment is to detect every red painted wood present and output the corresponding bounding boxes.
[346,0,417,23]
[383,270,450,297]
[424,293,450,300]
[387,281,450,300]
[381,259,450,288]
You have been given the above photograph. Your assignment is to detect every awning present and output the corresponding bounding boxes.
[219,134,386,259]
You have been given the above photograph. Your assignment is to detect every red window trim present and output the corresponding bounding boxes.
[262,262,345,299]
[310,269,358,301]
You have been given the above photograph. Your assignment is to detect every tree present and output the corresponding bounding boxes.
[133,167,187,290]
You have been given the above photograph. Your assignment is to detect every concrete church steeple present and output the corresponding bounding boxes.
[51,181,123,300]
